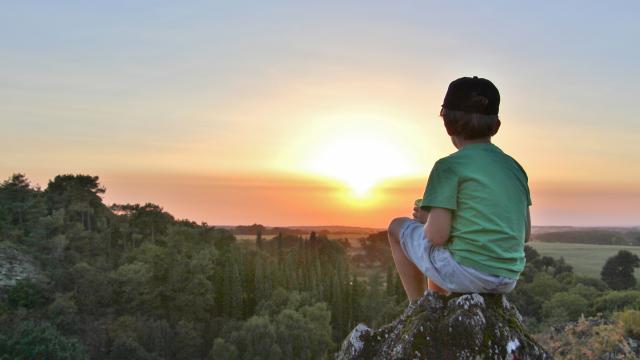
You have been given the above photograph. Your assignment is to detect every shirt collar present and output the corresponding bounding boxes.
[459,142,501,152]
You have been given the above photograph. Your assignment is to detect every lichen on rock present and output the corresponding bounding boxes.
[337,291,551,359]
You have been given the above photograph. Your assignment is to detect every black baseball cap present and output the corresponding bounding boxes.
[442,76,500,115]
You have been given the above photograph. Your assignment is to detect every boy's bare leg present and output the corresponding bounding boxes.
[388,217,427,301]
[428,278,450,296]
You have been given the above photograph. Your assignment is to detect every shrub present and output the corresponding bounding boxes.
[616,309,640,339]
[542,292,588,324]
[7,279,50,309]
[593,290,640,314]
[0,320,86,360]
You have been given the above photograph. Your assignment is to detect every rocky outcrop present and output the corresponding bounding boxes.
[0,241,46,298]
[337,291,550,359]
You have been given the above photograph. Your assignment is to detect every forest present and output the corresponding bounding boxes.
[1,173,639,359]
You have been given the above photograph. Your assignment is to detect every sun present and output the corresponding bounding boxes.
[306,133,413,197]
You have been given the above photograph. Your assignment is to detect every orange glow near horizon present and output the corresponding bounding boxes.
[12,167,640,229]
[95,171,640,228]
[302,117,416,197]
[92,170,426,229]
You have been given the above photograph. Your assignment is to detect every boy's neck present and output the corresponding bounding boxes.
[452,136,492,150]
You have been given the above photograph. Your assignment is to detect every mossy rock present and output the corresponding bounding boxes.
[337,292,551,359]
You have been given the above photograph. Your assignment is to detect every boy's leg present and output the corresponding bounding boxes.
[427,278,450,296]
[388,217,427,301]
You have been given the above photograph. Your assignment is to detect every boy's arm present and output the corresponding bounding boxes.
[525,207,531,243]
[423,207,452,247]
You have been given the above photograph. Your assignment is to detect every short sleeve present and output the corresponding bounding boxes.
[420,159,458,210]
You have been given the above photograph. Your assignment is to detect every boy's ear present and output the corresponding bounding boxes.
[491,119,501,136]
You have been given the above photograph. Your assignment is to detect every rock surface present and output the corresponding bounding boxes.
[337,291,551,359]
[0,241,46,298]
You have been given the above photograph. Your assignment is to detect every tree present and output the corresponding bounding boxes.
[0,174,33,228]
[358,231,392,266]
[0,173,45,242]
[7,279,50,309]
[601,250,640,290]
[222,251,243,319]
[542,292,589,324]
[0,321,87,360]
[256,227,263,250]
[524,245,540,262]
[45,174,106,232]
[48,292,79,333]
[225,316,281,359]
[552,256,573,276]
[110,203,174,246]
[208,338,238,360]
[71,262,112,314]
[509,272,565,321]
[540,256,555,272]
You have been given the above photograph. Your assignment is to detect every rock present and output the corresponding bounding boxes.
[337,291,551,359]
[0,241,47,299]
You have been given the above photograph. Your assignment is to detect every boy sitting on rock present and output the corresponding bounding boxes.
[388,76,531,300]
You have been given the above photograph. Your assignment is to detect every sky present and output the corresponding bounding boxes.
[2,1,639,228]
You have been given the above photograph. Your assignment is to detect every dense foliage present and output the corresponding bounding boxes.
[0,174,405,359]
[508,245,640,334]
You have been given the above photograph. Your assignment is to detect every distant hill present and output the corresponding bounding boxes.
[531,226,640,246]
[531,226,578,235]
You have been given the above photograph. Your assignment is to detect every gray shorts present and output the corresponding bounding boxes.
[399,219,517,294]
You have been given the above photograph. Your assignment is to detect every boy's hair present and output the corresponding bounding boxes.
[440,107,500,140]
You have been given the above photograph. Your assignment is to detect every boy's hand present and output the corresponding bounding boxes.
[412,206,429,224]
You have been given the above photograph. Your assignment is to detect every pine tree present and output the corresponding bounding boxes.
[256,228,263,250]
[276,232,283,262]
[309,231,317,249]
[254,255,272,301]
[222,252,244,318]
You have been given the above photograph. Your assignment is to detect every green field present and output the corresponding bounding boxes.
[529,242,640,279]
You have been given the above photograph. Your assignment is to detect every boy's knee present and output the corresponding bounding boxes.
[388,217,411,242]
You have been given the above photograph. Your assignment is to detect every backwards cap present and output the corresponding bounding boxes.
[442,76,500,115]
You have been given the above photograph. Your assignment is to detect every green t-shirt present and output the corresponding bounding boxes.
[420,143,531,279]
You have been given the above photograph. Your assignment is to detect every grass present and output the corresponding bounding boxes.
[528,242,640,279]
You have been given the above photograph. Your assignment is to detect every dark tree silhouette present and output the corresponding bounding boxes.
[601,250,640,290]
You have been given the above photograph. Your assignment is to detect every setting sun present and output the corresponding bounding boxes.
[306,132,413,197]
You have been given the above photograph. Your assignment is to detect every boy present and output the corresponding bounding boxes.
[387,76,531,300]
